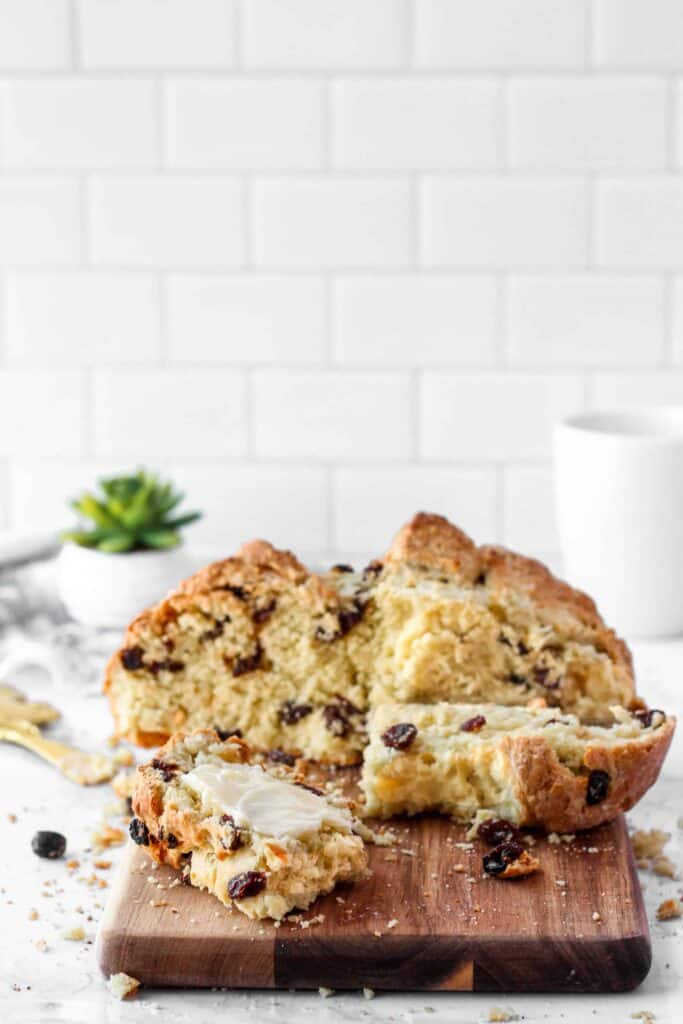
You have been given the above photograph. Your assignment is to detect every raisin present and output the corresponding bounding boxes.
[517,640,530,656]
[483,840,525,876]
[477,818,522,846]
[337,601,365,636]
[121,646,144,671]
[322,703,350,737]
[129,818,150,846]
[633,708,664,728]
[221,585,248,601]
[533,666,559,690]
[253,599,276,625]
[216,727,243,740]
[219,814,243,851]
[202,619,227,642]
[333,693,361,715]
[148,658,184,675]
[233,642,262,677]
[268,748,296,767]
[296,782,324,796]
[331,563,354,573]
[460,715,486,733]
[151,759,179,783]
[381,722,418,751]
[497,633,513,647]
[362,560,383,579]
[279,700,313,725]
[166,833,179,849]
[507,673,527,686]
[228,870,267,900]
[125,796,134,815]
[586,769,610,806]
[474,571,487,585]
[31,831,66,860]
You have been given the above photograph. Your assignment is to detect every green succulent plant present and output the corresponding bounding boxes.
[62,470,202,553]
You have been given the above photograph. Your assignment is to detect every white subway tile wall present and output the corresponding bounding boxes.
[0,0,680,567]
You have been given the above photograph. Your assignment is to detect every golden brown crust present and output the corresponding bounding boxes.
[384,513,634,683]
[504,717,675,833]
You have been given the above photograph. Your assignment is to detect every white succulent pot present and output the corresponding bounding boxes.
[56,542,193,629]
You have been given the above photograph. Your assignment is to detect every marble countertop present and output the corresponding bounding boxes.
[0,565,681,1024]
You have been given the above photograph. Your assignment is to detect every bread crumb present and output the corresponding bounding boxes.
[28,908,39,921]
[7,813,17,824]
[108,972,140,1000]
[318,987,335,998]
[65,859,79,871]
[652,855,677,879]
[94,859,112,870]
[656,897,682,921]
[630,1012,656,1023]
[113,747,134,767]
[387,918,398,929]
[631,829,669,860]
[149,899,168,908]
[488,1007,518,1022]
[92,825,125,851]
[63,925,86,941]
[592,911,602,922]
[363,988,375,999]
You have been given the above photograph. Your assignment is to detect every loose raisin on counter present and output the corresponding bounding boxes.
[129,818,150,846]
[381,722,418,751]
[477,818,522,846]
[268,748,296,767]
[228,870,267,900]
[31,830,66,860]
[121,646,144,671]
[279,700,313,725]
[460,715,486,733]
[586,769,610,806]
[483,840,525,876]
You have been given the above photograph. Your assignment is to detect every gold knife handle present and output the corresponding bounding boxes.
[0,719,116,785]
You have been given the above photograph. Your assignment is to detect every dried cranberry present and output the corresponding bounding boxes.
[233,643,262,677]
[216,727,242,740]
[268,748,296,767]
[507,673,527,686]
[460,715,486,733]
[228,870,267,900]
[633,709,664,728]
[586,769,610,806]
[129,818,150,846]
[381,722,418,751]
[483,840,525,876]
[477,818,522,846]
[279,700,313,725]
[31,830,66,860]
[121,646,144,671]
[151,759,178,783]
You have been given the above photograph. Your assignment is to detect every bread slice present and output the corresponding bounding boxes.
[129,729,368,921]
[105,513,637,764]
[361,703,674,833]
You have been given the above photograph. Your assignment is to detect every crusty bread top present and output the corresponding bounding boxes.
[383,512,633,677]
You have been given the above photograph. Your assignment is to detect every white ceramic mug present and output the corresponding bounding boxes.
[554,408,683,639]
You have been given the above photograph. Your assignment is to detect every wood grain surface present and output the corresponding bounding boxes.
[96,802,650,993]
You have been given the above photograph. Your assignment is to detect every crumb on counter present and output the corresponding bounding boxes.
[318,987,335,998]
[363,988,375,999]
[63,925,86,941]
[92,825,126,851]
[656,897,682,921]
[488,1007,518,1022]
[108,972,140,1000]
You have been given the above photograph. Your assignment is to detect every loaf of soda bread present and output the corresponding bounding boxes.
[129,729,368,921]
[361,702,674,833]
[105,513,637,764]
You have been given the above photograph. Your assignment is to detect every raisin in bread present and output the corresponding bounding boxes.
[105,513,637,764]
[361,703,674,833]
[129,729,368,921]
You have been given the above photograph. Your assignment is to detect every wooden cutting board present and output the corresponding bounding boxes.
[96,810,650,993]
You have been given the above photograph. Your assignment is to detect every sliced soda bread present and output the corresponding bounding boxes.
[361,702,674,833]
[105,513,637,764]
[129,729,368,921]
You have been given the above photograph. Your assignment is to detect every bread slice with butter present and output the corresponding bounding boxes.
[361,702,674,833]
[129,729,368,921]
